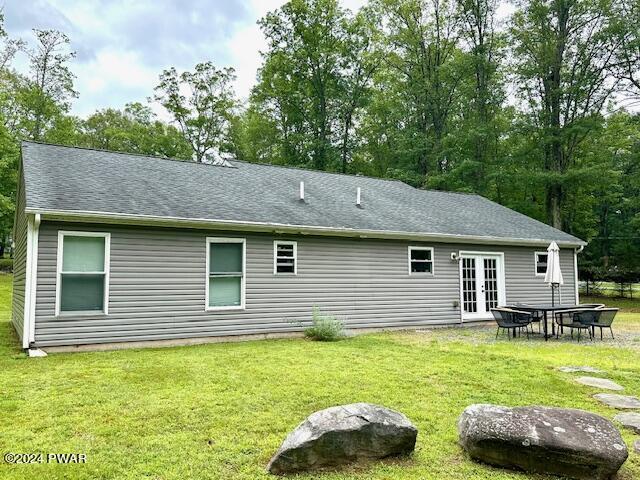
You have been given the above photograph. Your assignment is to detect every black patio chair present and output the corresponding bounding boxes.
[554,308,581,337]
[576,308,618,340]
[553,304,603,336]
[562,308,600,342]
[514,304,543,333]
[492,308,533,340]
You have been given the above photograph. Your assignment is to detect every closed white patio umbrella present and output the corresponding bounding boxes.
[544,241,564,306]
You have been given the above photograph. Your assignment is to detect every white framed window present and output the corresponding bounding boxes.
[56,231,110,316]
[274,241,297,275]
[535,251,548,276]
[206,237,245,310]
[408,246,434,275]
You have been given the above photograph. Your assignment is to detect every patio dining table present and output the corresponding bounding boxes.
[512,304,581,341]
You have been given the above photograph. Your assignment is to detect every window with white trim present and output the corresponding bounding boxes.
[409,246,434,274]
[57,232,110,314]
[274,241,297,274]
[535,252,548,276]
[207,238,245,309]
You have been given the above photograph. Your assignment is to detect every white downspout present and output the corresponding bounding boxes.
[574,245,584,305]
[23,213,40,349]
[455,253,463,325]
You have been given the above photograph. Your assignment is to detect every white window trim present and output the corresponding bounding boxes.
[273,240,297,275]
[408,246,435,275]
[534,251,548,277]
[55,230,111,317]
[206,237,246,311]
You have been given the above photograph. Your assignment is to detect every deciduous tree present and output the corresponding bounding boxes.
[154,62,237,163]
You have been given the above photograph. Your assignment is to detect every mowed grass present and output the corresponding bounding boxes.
[0,273,639,480]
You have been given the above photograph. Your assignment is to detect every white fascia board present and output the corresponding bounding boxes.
[26,207,588,248]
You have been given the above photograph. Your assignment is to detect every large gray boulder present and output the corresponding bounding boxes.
[458,404,628,480]
[267,403,417,474]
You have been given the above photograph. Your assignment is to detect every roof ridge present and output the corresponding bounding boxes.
[413,187,482,197]
[21,140,207,166]
[230,158,409,185]
[21,140,409,185]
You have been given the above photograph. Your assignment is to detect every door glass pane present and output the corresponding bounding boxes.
[484,258,498,310]
[209,276,241,307]
[62,236,105,272]
[60,274,105,311]
[210,243,242,273]
[462,257,477,313]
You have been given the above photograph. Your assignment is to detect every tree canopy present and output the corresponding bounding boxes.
[0,0,638,274]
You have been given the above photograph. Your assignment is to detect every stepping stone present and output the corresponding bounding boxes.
[576,376,624,391]
[558,366,604,374]
[614,413,640,434]
[594,393,640,409]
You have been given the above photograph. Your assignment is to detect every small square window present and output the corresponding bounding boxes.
[535,252,548,276]
[409,247,434,274]
[274,241,297,274]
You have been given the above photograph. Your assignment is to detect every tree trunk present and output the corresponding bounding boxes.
[340,109,353,174]
[546,183,563,229]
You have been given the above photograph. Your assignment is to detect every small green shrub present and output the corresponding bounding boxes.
[0,258,12,273]
[304,306,345,341]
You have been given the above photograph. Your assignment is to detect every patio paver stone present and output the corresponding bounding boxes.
[593,394,640,409]
[614,413,640,434]
[576,377,624,391]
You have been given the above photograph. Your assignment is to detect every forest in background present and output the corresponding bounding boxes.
[0,0,638,280]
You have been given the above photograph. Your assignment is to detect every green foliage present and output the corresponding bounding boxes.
[153,62,237,163]
[509,0,623,229]
[246,0,379,172]
[77,103,192,159]
[304,306,345,341]
[0,1,638,278]
[0,258,11,272]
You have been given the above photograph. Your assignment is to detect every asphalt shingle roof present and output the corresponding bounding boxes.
[21,142,585,246]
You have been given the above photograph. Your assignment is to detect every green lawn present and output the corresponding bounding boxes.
[1,273,639,480]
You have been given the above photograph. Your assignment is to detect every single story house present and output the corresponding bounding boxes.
[12,141,586,351]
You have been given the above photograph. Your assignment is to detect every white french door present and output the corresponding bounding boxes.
[460,252,506,321]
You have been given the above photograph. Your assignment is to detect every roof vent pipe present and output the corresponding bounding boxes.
[299,181,305,201]
[356,187,361,207]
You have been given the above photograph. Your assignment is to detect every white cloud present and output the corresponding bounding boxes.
[3,0,368,118]
[228,0,286,101]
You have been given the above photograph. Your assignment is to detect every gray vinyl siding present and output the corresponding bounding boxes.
[33,222,578,347]
[11,170,27,343]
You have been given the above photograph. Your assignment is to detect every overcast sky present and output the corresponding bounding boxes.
[4,0,367,118]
